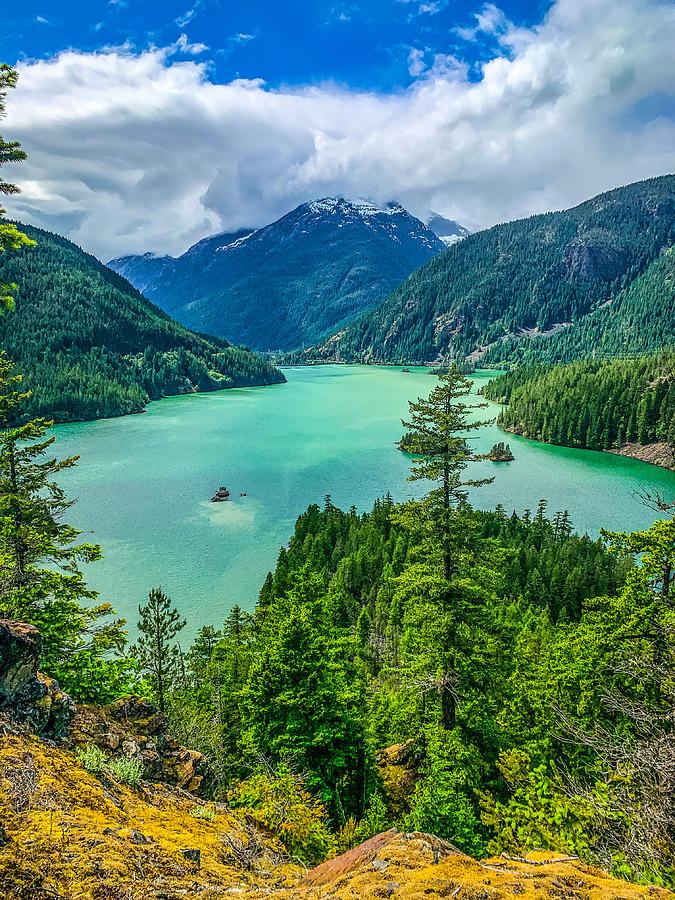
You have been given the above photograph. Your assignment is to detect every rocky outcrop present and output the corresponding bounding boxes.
[0,732,292,900]
[562,230,628,282]
[211,485,231,502]
[0,620,211,792]
[71,695,212,794]
[1,732,672,900]
[287,829,673,900]
[0,619,75,739]
[376,740,420,818]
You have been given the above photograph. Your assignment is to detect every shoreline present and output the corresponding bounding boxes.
[500,424,675,472]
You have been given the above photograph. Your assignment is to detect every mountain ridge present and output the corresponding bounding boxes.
[108,198,447,352]
[312,175,675,365]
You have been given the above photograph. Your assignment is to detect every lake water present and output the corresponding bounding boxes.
[52,365,675,636]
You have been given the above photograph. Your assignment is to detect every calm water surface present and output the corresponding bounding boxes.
[52,365,675,635]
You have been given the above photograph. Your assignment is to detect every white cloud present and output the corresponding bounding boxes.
[36,15,49,25]
[175,8,196,28]
[407,47,427,77]
[4,0,675,261]
[173,33,209,55]
[396,0,450,15]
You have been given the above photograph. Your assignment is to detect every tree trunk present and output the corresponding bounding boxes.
[440,682,456,730]
[440,662,456,729]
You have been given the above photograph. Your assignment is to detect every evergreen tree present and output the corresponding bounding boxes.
[0,64,34,310]
[133,586,186,711]
[240,599,368,822]
[0,353,132,700]
[401,365,493,578]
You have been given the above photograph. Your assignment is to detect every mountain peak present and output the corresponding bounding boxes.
[108,197,445,351]
[306,197,405,218]
[426,212,471,245]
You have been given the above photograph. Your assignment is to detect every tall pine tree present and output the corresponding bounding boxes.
[401,365,493,578]
[133,586,186,711]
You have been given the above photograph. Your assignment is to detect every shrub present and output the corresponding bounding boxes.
[191,804,216,821]
[479,749,596,858]
[76,745,107,775]
[108,756,144,787]
[229,760,335,864]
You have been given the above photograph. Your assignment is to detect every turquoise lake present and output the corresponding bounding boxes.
[52,365,675,636]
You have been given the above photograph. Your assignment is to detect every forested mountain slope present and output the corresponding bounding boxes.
[316,176,675,364]
[0,221,285,422]
[483,351,675,459]
[108,199,445,351]
[482,246,675,365]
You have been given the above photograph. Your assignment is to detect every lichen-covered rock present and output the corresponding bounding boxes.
[290,829,674,900]
[1,734,672,900]
[0,733,298,900]
[71,695,212,794]
[376,740,420,818]
[0,619,75,739]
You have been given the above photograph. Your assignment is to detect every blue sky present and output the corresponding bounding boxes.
[1,0,674,260]
[3,1,552,91]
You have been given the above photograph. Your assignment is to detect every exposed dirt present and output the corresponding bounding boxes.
[607,441,675,469]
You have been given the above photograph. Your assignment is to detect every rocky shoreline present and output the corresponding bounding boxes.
[500,424,675,471]
[606,441,675,470]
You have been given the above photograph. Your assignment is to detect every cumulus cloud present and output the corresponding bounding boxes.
[3,0,675,260]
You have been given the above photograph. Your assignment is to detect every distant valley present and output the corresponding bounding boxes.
[109,198,448,352]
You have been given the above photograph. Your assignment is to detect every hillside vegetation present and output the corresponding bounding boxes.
[0,221,285,422]
[316,175,675,364]
[483,352,675,455]
[484,247,675,365]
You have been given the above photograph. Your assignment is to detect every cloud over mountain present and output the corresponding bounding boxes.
[4,0,675,259]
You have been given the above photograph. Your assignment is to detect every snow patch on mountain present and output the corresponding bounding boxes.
[216,231,256,253]
[427,212,471,246]
[307,197,404,218]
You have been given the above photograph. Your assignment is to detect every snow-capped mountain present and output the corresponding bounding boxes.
[426,212,471,246]
[108,199,445,351]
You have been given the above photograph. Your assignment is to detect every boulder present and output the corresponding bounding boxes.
[0,619,75,739]
[0,619,41,695]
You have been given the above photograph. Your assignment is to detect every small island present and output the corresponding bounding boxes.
[396,431,415,452]
[487,441,514,462]
[211,485,231,502]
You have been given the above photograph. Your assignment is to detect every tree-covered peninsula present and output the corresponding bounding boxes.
[483,352,675,464]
